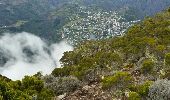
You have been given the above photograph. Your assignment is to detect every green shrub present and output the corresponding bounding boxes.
[71,65,91,80]
[128,92,141,100]
[161,69,170,79]
[136,81,153,96]
[0,81,32,100]
[129,81,153,97]
[22,76,44,92]
[141,59,154,74]
[96,52,122,68]
[102,71,134,90]
[156,45,166,52]
[37,88,54,100]
[52,66,72,77]
[83,68,103,83]
[165,53,170,66]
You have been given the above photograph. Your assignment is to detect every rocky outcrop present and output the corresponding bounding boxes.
[63,83,112,100]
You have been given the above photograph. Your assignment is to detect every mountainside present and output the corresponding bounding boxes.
[1,8,170,100]
[0,0,170,44]
[50,8,170,100]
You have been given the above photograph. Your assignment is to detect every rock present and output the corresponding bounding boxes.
[82,85,91,91]
[63,84,113,100]
[58,93,66,100]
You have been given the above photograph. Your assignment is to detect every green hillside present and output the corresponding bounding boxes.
[50,8,170,99]
[1,8,170,100]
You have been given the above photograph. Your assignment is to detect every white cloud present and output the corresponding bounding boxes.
[0,32,73,80]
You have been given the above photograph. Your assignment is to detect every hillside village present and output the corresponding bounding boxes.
[60,6,139,45]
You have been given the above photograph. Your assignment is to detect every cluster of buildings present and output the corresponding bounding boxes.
[60,7,138,45]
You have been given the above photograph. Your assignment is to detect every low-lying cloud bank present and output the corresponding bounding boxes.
[0,32,73,80]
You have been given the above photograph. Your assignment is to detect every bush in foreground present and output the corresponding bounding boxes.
[43,75,82,95]
[148,79,170,100]
[127,92,141,100]
[102,71,134,90]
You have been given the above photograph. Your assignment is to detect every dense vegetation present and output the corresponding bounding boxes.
[0,73,54,99]
[51,8,170,99]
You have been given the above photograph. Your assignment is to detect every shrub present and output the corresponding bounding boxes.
[52,66,72,77]
[22,76,44,92]
[156,45,166,52]
[96,52,123,69]
[129,81,153,99]
[83,68,103,83]
[148,79,170,100]
[141,59,154,74]
[21,76,54,99]
[0,81,32,100]
[102,71,134,90]
[71,65,90,80]
[165,53,170,66]
[43,75,82,95]
[37,88,54,100]
[161,69,170,79]
[128,92,141,100]
[134,81,153,97]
